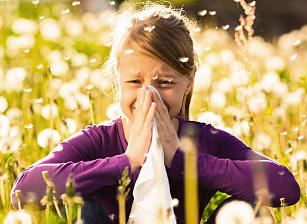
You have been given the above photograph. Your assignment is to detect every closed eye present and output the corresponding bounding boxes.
[157,80,175,87]
[127,80,142,84]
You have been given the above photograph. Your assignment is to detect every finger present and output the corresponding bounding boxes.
[152,90,169,117]
[143,102,156,130]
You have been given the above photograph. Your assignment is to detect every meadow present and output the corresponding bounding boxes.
[0,0,306,223]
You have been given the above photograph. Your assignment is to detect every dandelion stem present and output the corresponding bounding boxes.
[77,203,82,223]
[280,198,286,224]
[68,199,73,224]
[181,126,198,224]
[46,203,50,224]
[53,196,62,218]
[0,176,5,207]
[15,190,22,211]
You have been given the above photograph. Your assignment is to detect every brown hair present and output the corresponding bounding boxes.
[105,2,198,120]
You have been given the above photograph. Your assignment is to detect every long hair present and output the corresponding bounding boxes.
[105,2,198,120]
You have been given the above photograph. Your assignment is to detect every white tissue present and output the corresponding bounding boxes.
[128,85,176,224]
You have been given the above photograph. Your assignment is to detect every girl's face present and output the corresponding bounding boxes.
[117,45,194,123]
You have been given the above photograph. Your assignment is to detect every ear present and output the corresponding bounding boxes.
[185,66,196,95]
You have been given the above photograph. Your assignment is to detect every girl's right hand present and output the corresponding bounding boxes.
[125,85,156,172]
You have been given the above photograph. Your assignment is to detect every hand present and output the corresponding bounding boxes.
[152,90,180,168]
[125,86,156,172]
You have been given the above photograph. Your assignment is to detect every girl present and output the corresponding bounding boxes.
[11,2,300,224]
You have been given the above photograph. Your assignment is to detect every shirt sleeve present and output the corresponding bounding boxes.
[10,125,132,210]
[168,124,300,207]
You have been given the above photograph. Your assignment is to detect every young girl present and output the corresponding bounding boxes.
[11,2,300,224]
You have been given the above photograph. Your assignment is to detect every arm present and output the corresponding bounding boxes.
[168,124,300,207]
[11,125,131,210]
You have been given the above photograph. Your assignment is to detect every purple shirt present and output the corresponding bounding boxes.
[11,116,300,223]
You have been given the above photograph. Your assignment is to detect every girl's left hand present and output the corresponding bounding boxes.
[152,90,180,168]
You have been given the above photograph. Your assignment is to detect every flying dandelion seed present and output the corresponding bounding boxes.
[35,98,43,104]
[235,25,243,31]
[31,0,39,5]
[72,1,80,6]
[23,88,32,93]
[293,127,299,132]
[194,27,201,32]
[61,9,70,15]
[89,58,96,63]
[290,54,297,61]
[109,1,116,6]
[250,1,256,6]
[222,25,230,30]
[179,57,189,63]
[198,10,207,16]
[209,11,216,16]
[204,46,211,51]
[281,131,288,136]
[125,49,134,55]
[298,135,304,140]
[24,124,33,130]
[294,40,301,46]
[37,64,43,69]
[172,198,179,207]
[144,26,155,32]
[233,0,240,2]
[39,16,44,19]
[286,148,293,154]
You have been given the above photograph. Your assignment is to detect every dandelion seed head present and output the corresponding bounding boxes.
[197,111,225,128]
[106,102,122,119]
[41,104,58,120]
[209,91,226,109]
[216,200,255,224]
[6,108,23,125]
[4,210,32,224]
[71,53,88,67]
[66,20,84,38]
[50,60,69,77]
[37,128,61,148]
[198,10,207,16]
[178,57,189,63]
[0,96,8,113]
[62,118,77,135]
[39,18,62,42]
[0,115,10,137]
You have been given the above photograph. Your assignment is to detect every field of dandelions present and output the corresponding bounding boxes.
[0,1,307,223]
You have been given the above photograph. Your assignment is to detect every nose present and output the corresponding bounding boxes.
[143,79,157,89]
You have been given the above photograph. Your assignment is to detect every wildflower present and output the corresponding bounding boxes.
[194,64,212,91]
[205,53,221,67]
[62,118,78,135]
[283,88,305,106]
[248,97,267,113]
[39,18,62,42]
[219,50,235,64]
[50,60,69,77]
[265,56,285,71]
[230,63,249,87]
[12,18,38,35]
[216,78,233,93]
[259,71,280,93]
[41,104,58,120]
[197,112,225,128]
[71,53,88,67]
[209,91,227,110]
[6,108,23,125]
[4,67,27,93]
[37,128,61,148]
[4,210,32,224]
[106,102,122,120]
[64,96,78,111]
[75,93,90,110]
[216,200,255,224]
[0,96,8,113]
[253,134,272,151]
[65,20,84,38]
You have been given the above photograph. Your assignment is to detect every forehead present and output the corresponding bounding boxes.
[118,45,182,77]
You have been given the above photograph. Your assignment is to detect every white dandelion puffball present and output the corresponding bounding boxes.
[220,50,235,64]
[265,56,285,71]
[283,88,305,106]
[71,53,88,67]
[4,67,27,92]
[6,108,23,125]
[197,111,225,128]
[50,60,69,77]
[248,97,267,113]
[215,78,233,93]
[0,115,10,137]
[106,102,122,119]
[260,71,280,93]
[62,118,78,135]
[39,18,62,42]
[230,67,249,87]
[253,133,272,151]
[64,96,78,111]
[216,200,255,224]
[0,96,8,113]
[205,53,221,67]
[4,210,32,224]
[41,104,59,119]
[37,128,61,148]
[272,82,288,98]
[65,20,84,37]
[209,91,227,109]
[194,63,212,91]
[75,93,90,110]
[12,18,38,34]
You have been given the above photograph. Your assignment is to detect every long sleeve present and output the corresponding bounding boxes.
[168,121,300,207]
[11,121,132,210]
